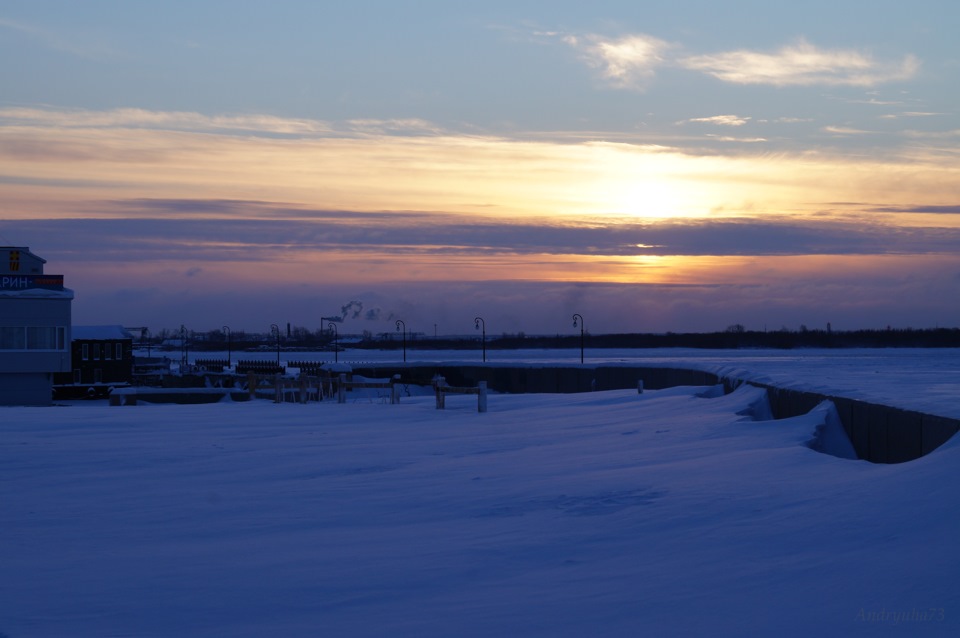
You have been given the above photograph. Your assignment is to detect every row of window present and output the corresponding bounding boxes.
[0,326,67,351]
[74,368,103,384]
[81,342,125,361]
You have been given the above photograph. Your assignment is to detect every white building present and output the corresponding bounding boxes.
[0,247,73,405]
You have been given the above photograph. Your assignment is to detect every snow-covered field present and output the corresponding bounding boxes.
[2,368,958,636]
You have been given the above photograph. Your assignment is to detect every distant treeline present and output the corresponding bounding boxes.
[153,327,960,352]
[366,327,960,350]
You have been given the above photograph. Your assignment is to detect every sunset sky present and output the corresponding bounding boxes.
[2,1,959,335]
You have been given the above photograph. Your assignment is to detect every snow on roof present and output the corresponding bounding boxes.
[0,287,74,299]
[72,325,134,341]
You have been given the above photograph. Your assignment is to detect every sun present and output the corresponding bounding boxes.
[605,177,693,219]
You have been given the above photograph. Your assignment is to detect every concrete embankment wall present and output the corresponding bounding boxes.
[353,363,960,464]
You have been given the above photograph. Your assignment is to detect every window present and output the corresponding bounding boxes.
[104,343,112,360]
[0,327,25,349]
[94,344,101,360]
[94,369,102,383]
[116,343,123,360]
[0,326,68,351]
[27,327,57,349]
[82,343,89,360]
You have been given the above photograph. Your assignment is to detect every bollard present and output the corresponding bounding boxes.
[274,374,282,403]
[478,381,487,413]
[338,373,346,404]
[637,379,644,394]
[299,375,308,404]
[391,374,401,405]
[434,375,447,410]
[248,372,257,401]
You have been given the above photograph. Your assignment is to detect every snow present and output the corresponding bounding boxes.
[72,325,134,341]
[0,287,73,299]
[188,347,960,419]
[2,358,958,636]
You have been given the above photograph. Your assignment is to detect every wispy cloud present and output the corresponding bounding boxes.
[822,125,873,135]
[704,135,767,143]
[879,111,946,120]
[345,118,446,135]
[680,39,919,87]
[682,115,751,127]
[0,106,333,136]
[562,33,671,89]
[553,31,919,90]
[0,17,116,59]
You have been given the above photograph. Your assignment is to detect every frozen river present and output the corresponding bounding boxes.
[162,347,960,420]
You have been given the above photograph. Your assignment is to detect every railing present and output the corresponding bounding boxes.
[195,358,228,372]
[432,375,487,413]
[334,373,401,404]
[236,360,285,375]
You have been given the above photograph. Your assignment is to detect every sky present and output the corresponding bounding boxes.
[1,0,959,336]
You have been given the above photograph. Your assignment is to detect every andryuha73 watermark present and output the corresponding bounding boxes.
[855,607,945,625]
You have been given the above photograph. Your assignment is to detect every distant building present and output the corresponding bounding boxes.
[53,325,134,397]
[0,247,73,406]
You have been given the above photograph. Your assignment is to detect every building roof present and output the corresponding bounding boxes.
[0,287,74,299]
[73,325,134,341]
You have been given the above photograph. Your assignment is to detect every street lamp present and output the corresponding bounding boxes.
[180,324,188,369]
[327,321,339,364]
[474,316,486,363]
[222,325,231,368]
[270,323,280,366]
[572,313,584,364]
[396,319,407,362]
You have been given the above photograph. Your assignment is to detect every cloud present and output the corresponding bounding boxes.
[680,39,919,87]
[683,115,751,127]
[704,135,767,143]
[14,207,960,267]
[880,111,945,120]
[822,125,872,135]
[563,33,671,89]
[868,205,960,214]
[0,106,333,136]
[345,119,445,135]
[0,17,116,59]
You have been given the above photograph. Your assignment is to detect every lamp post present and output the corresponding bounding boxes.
[474,316,486,363]
[327,321,339,363]
[572,313,584,364]
[395,319,406,362]
[222,325,231,369]
[180,324,188,369]
[270,323,280,366]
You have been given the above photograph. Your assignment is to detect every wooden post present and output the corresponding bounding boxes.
[478,381,487,413]
[637,379,644,394]
[248,372,256,401]
[274,374,282,403]
[299,375,308,404]
[338,373,346,404]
